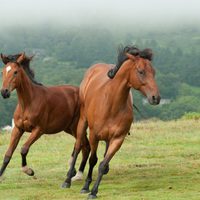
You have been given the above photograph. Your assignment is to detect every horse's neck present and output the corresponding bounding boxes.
[16,71,37,111]
[108,64,131,112]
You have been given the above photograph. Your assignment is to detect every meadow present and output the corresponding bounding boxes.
[0,119,199,200]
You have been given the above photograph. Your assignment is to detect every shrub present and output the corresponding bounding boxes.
[182,112,200,120]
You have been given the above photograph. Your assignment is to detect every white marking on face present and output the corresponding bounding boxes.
[6,66,12,76]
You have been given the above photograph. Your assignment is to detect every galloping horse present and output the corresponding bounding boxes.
[0,53,90,181]
[62,46,161,198]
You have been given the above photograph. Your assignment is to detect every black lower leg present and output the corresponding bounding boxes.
[20,147,34,176]
[78,145,90,172]
[103,142,109,175]
[89,161,107,198]
[78,160,87,173]
[81,154,98,193]
[69,148,76,177]
[21,147,28,167]
[0,155,11,176]
[62,151,79,188]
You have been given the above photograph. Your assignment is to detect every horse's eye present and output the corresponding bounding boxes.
[138,70,145,76]
[14,71,18,75]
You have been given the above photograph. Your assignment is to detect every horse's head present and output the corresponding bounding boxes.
[0,53,26,98]
[126,50,160,105]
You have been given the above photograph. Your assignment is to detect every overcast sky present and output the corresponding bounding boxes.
[0,0,199,27]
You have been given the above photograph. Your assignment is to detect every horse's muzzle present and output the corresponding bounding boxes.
[148,95,161,105]
[1,89,10,99]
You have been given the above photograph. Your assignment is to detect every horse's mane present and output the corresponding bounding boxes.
[6,54,42,86]
[107,45,153,79]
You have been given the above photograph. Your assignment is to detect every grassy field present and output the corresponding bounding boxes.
[0,119,199,200]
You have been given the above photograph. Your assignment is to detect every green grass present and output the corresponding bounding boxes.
[0,119,200,200]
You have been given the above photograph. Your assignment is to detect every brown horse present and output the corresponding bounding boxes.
[0,53,90,181]
[62,46,161,198]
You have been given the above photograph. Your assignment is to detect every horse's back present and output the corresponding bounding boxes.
[80,63,112,101]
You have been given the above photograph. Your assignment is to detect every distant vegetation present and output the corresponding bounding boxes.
[0,24,200,126]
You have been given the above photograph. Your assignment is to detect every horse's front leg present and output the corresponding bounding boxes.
[0,126,23,178]
[88,137,125,199]
[21,127,42,176]
[72,134,90,182]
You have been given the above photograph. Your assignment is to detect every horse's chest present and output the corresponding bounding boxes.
[15,115,35,132]
[23,119,34,131]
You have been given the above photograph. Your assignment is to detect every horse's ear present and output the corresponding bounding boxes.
[17,52,26,64]
[140,49,153,61]
[28,55,34,61]
[1,53,9,64]
[126,53,136,61]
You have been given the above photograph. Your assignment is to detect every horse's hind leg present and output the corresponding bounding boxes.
[20,127,41,176]
[72,134,90,182]
[0,126,23,178]
[62,112,87,188]
[88,137,124,199]
[67,148,77,177]
[81,134,98,194]
[103,141,109,175]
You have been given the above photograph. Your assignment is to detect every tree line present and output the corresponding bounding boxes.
[0,24,200,126]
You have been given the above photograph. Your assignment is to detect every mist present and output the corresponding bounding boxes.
[0,0,200,29]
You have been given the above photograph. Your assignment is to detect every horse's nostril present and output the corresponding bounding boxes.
[151,95,160,105]
[1,88,10,98]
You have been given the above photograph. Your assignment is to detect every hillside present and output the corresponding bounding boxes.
[0,24,200,126]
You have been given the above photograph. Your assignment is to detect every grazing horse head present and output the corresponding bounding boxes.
[108,46,160,105]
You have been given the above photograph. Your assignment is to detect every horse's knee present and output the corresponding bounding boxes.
[20,146,29,156]
[103,164,109,175]
[99,161,108,175]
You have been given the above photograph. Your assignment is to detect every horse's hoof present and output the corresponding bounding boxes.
[22,166,34,176]
[61,182,71,188]
[88,193,97,199]
[81,188,90,194]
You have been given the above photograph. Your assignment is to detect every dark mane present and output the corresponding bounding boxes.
[107,45,153,79]
[6,54,42,86]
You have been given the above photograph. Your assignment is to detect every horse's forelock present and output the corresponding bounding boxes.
[108,45,153,79]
